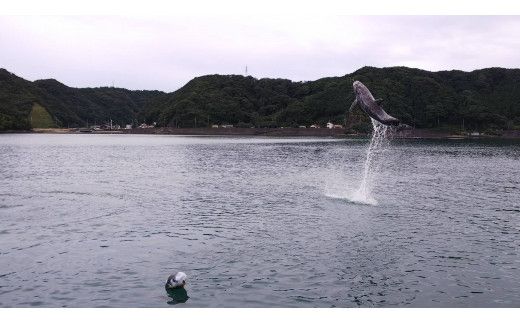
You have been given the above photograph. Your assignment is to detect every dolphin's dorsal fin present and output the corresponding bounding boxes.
[349,98,358,112]
[375,98,384,105]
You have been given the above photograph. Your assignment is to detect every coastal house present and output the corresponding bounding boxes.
[139,123,155,129]
[326,122,343,129]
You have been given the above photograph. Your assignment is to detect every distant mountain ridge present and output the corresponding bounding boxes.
[1,66,519,132]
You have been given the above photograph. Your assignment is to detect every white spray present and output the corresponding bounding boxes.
[350,119,390,205]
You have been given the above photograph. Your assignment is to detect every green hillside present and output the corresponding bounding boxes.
[0,68,164,130]
[1,67,520,132]
[29,103,55,128]
[141,67,520,132]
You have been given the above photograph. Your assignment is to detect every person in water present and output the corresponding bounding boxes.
[165,272,189,304]
[165,272,187,289]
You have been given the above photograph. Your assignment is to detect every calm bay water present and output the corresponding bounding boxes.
[0,133,519,307]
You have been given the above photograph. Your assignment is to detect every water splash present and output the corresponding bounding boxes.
[325,118,391,205]
[350,119,390,205]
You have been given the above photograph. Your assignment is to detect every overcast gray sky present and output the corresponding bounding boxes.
[1,15,519,92]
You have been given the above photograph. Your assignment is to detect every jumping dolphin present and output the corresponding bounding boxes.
[349,81,406,128]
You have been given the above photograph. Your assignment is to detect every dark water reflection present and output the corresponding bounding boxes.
[166,287,189,305]
[0,134,519,307]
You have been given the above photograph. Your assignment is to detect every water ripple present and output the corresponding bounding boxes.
[0,134,519,307]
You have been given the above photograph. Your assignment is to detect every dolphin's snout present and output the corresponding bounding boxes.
[352,81,363,93]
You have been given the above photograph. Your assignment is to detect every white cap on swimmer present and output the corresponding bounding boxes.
[166,272,187,288]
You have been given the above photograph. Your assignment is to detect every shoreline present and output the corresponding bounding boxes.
[2,127,520,139]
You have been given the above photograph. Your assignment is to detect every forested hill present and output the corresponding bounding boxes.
[1,66,520,132]
[0,68,164,130]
